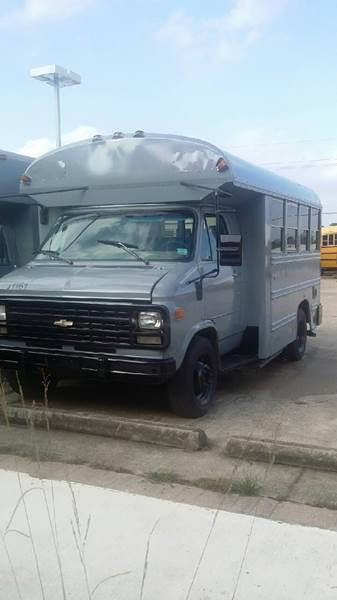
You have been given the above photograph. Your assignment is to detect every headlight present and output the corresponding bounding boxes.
[138,311,163,330]
[0,305,6,322]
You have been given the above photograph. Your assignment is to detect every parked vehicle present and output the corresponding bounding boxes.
[0,150,35,276]
[321,225,337,271]
[0,133,322,417]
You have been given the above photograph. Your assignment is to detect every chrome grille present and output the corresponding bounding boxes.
[6,300,133,351]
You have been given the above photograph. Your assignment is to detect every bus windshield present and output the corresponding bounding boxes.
[36,211,195,263]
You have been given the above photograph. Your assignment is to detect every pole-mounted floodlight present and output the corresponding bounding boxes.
[30,64,81,147]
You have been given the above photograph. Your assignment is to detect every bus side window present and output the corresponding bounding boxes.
[310,208,320,251]
[271,198,285,252]
[300,206,310,251]
[287,202,298,251]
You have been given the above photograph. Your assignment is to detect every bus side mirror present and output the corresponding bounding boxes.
[220,234,242,266]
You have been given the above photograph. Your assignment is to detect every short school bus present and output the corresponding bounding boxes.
[0,132,323,418]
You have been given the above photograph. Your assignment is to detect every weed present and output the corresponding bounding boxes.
[231,475,261,496]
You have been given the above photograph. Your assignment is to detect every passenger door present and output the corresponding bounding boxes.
[201,213,243,353]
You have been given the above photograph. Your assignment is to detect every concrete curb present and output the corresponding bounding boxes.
[226,436,337,472]
[0,404,208,452]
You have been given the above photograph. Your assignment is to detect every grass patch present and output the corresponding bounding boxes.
[194,477,231,494]
[147,471,180,484]
[231,475,261,497]
[147,471,261,497]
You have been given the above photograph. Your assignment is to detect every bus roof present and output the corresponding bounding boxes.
[22,133,320,208]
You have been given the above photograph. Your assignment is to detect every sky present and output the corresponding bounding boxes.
[0,0,337,222]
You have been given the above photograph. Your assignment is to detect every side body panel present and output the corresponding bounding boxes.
[260,195,320,358]
[236,195,267,356]
[321,246,337,270]
[321,226,337,270]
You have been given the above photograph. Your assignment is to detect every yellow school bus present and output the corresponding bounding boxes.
[321,225,337,271]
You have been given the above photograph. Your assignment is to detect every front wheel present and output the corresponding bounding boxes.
[284,308,307,361]
[167,337,218,418]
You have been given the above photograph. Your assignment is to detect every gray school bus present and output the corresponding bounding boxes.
[0,149,35,276]
[0,133,322,417]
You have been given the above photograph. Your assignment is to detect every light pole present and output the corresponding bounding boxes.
[30,64,81,147]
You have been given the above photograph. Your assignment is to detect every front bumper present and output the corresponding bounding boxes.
[0,346,176,383]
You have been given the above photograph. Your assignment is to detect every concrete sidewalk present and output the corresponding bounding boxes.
[1,467,337,599]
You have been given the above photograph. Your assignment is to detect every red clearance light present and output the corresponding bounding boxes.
[216,157,229,173]
[20,175,32,185]
[112,131,124,139]
[134,130,145,138]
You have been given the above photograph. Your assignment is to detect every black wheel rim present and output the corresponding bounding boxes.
[297,318,307,353]
[193,355,214,406]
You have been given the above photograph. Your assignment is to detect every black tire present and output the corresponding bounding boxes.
[284,308,307,362]
[4,369,57,399]
[168,337,218,418]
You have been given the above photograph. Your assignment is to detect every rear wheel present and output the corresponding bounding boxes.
[4,369,57,399]
[284,308,307,361]
[168,337,218,418]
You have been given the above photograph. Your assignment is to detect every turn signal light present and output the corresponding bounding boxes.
[174,307,185,320]
[137,335,161,345]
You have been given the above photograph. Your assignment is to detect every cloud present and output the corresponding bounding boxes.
[0,0,94,26]
[225,0,284,30]
[17,125,100,157]
[156,0,286,63]
[223,127,337,224]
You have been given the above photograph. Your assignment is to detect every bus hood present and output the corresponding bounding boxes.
[0,264,169,302]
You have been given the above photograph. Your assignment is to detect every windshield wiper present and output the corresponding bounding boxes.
[33,249,74,265]
[97,240,150,266]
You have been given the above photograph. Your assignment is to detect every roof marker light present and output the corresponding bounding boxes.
[112,131,124,139]
[216,157,229,173]
[20,175,32,185]
[134,130,145,138]
[92,134,104,143]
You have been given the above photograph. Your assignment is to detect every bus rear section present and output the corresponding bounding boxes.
[321,226,337,271]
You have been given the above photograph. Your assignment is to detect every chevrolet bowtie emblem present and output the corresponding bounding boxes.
[53,319,74,328]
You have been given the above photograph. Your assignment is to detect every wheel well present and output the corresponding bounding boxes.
[195,327,218,352]
[299,300,310,324]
